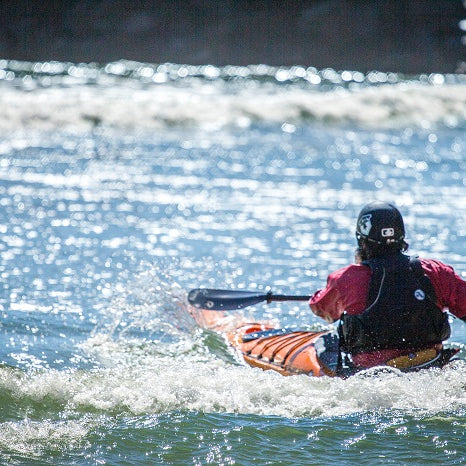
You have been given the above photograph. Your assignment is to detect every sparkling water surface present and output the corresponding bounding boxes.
[0,61,465,464]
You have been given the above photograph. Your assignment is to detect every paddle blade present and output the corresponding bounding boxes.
[188,288,269,310]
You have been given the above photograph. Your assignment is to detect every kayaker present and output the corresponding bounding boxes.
[309,201,466,371]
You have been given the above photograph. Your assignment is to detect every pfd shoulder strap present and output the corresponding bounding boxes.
[409,256,437,304]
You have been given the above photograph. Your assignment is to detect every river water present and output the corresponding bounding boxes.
[0,60,465,464]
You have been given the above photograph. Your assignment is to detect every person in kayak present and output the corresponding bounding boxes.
[309,201,466,371]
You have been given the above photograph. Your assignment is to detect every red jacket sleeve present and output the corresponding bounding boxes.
[309,264,371,323]
[421,258,466,320]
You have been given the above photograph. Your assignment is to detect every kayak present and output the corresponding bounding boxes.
[187,305,340,377]
[187,291,460,378]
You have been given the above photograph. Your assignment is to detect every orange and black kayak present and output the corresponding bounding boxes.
[187,298,340,377]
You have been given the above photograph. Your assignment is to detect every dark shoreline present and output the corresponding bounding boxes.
[1,0,465,74]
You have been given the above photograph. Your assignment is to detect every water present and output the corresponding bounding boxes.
[0,60,465,464]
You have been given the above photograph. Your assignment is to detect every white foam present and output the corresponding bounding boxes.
[0,354,464,420]
[1,81,465,132]
[0,418,90,457]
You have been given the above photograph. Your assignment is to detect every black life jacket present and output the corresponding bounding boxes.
[339,253,450,354]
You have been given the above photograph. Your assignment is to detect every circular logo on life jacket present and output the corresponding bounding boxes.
[414,289,425,301]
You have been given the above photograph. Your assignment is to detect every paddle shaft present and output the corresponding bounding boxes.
[266,294,311,303]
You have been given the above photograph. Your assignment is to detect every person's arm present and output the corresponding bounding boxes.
[309,264,370,323]
[421,259,466,321]
[309,284,341,323]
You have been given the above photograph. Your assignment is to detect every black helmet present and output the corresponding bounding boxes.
[356,201,405,247]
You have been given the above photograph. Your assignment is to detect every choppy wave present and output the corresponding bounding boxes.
[1,59,465,132]
[0,354,464,423]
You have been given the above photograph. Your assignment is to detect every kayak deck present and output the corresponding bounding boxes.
[188,306,336,377]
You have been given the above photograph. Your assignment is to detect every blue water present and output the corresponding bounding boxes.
[0,60,465,464]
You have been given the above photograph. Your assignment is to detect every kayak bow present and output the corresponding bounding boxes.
[187,302,339,377]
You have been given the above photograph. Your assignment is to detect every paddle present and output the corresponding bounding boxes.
[188,288,311,310]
